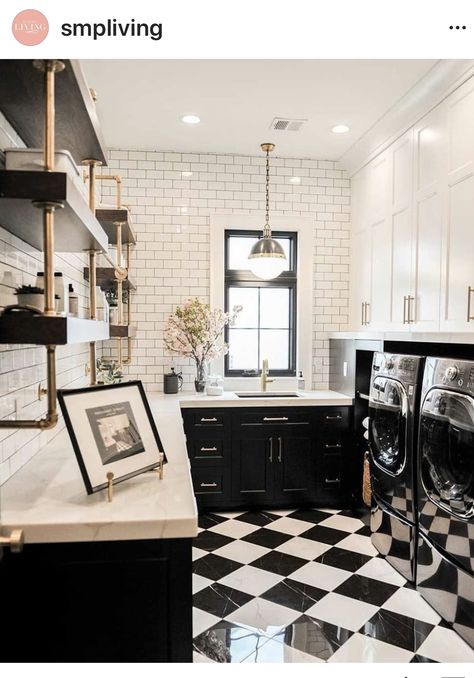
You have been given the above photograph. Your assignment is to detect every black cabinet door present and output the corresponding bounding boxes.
[231,435,274,504]
[273,433,318,503]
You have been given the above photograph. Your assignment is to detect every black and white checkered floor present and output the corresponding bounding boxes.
[192,507,474,663]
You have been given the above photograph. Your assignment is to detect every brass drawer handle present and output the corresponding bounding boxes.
[200,446,218,452]
[325,414,342,421]
[278,436,282,462]
[263,416,289,422]
[325,443,342,449]
[200,417,218,422]
[200,482,218,488]
[325,478,340,484]
[269,437,273,462]
[0,529,24,554]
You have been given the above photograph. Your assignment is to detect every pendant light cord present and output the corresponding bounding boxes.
[264,147,271,238]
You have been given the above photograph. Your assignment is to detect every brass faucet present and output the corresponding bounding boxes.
[260,358,274,392]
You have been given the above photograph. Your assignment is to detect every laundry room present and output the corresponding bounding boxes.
[0,53,474,666]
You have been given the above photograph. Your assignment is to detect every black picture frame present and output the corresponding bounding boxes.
[58,380,167,495]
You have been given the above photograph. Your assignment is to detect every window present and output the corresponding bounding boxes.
[224,230,297,376]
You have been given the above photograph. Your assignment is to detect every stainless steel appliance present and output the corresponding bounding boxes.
[368,352,424,582]
[416,357,474,648]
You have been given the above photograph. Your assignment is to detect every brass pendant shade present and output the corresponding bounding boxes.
[248,143,287,280]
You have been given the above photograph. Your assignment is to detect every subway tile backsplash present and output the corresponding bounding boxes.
[100,149,351,391]
[0,110,94,484]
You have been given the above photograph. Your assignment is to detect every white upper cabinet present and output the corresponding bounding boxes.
[440,79,474,330]
[350,74,474,335]
[390,132,414,330]
[411,107,446,331]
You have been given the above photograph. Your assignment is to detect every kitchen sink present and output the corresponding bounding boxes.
[235,391,301,398]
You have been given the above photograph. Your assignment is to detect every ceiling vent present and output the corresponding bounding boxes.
[269,117,306,132]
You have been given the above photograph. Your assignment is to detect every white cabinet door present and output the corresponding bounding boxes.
[369,216,392,329]
[390,132,414,329]
[412,108,446,331]
[350,227,372,329]
[440,79,474,331]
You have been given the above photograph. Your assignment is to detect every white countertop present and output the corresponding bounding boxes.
[329,330,474,344]
[178,389,353,407]
[0,389,352,545]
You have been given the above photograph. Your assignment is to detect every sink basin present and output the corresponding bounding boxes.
[235,391,301,398]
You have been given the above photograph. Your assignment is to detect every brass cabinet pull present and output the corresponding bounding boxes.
[269,437,273,463]
[325,414,342,421]
[200,417,218,422]
[200,482,217,488]
[325,443,342,449]
[278,436,282,462]
[468,286,474,322]
[200,446,217,453]
[403,296,408,324]
[365,302,370,325]
[361,301,365,325]
[325,478,340,484]
[263,416,289,422]
[0,529,24,554]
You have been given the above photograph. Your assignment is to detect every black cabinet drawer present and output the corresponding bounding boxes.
[192,468,228,496]
[190,437,228,466]
[316,408,350,430]
[233,410,312,428]
[192,411,229,428]
[321,453,342,489]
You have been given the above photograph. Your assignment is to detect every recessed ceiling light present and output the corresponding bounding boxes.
[332,124,350,134]
[181,114,200,125]
[181,171,193,177]
[288,176,301,185]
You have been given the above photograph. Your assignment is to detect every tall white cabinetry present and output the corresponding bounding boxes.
[350,74,474,334]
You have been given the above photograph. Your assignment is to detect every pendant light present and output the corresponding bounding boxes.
[248,143,287,280]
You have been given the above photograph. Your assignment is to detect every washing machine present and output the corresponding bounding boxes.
[416,357,474,648]
[368,352,424,582]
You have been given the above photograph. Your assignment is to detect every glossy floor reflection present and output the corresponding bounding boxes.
[192,508,474,662]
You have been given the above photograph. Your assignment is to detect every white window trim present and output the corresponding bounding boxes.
[210,213,314,391]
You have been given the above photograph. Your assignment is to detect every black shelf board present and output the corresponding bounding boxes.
[0,60,107,166]
[83,267,137,291]
[110,324,137,338]
[0,170,108,252]
[0,314,110,345]
[95,208,136,245]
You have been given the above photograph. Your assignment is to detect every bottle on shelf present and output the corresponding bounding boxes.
[68,284,79,317]
[36,271,68,314]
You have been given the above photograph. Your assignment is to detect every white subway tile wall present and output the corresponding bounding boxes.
[100,149,351,391]
[0,111,95,484]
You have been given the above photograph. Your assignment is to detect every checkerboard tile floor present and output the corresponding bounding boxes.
[192,508,474,663]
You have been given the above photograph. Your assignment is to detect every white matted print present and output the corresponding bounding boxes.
[58,381,166,494]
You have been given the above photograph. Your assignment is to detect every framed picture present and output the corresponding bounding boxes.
[58,380,167,495]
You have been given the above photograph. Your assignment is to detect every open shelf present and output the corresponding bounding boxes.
[83,267,137,291]
[0,314,110,345]
[95,208,136,245]
[0,170,109,252]
[0,60,107,166]
[110,325,137,339]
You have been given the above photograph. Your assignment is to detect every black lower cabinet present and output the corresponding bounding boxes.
[182,405,352,512]
[1,537,192,662]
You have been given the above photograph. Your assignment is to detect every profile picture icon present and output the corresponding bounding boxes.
[12,9,49,46]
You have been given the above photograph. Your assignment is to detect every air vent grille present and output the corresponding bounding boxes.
[270,117,306,132]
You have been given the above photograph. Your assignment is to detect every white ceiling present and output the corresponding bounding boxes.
[82,59,438,160]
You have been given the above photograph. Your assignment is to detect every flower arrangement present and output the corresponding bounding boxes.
[164,298,242,391]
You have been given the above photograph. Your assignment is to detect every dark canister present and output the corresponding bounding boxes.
[163,367,183,394]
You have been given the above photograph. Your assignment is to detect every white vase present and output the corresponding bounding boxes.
[17,293,44,312]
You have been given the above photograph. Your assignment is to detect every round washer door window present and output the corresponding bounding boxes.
[369,377,408,477]
[420,388,474,519]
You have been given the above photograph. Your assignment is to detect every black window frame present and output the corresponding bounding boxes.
[224,229,297,377]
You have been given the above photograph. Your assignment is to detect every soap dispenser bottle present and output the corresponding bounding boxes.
[297,370,305,390]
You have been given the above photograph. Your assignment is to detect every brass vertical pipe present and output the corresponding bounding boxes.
[89,250,97,385]
[42,61,58,317]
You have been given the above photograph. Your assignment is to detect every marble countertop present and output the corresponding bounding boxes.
[0,389,352,545]
[178,389,353,407]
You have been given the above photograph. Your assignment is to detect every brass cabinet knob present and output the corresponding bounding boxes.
[0,529,24,554]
